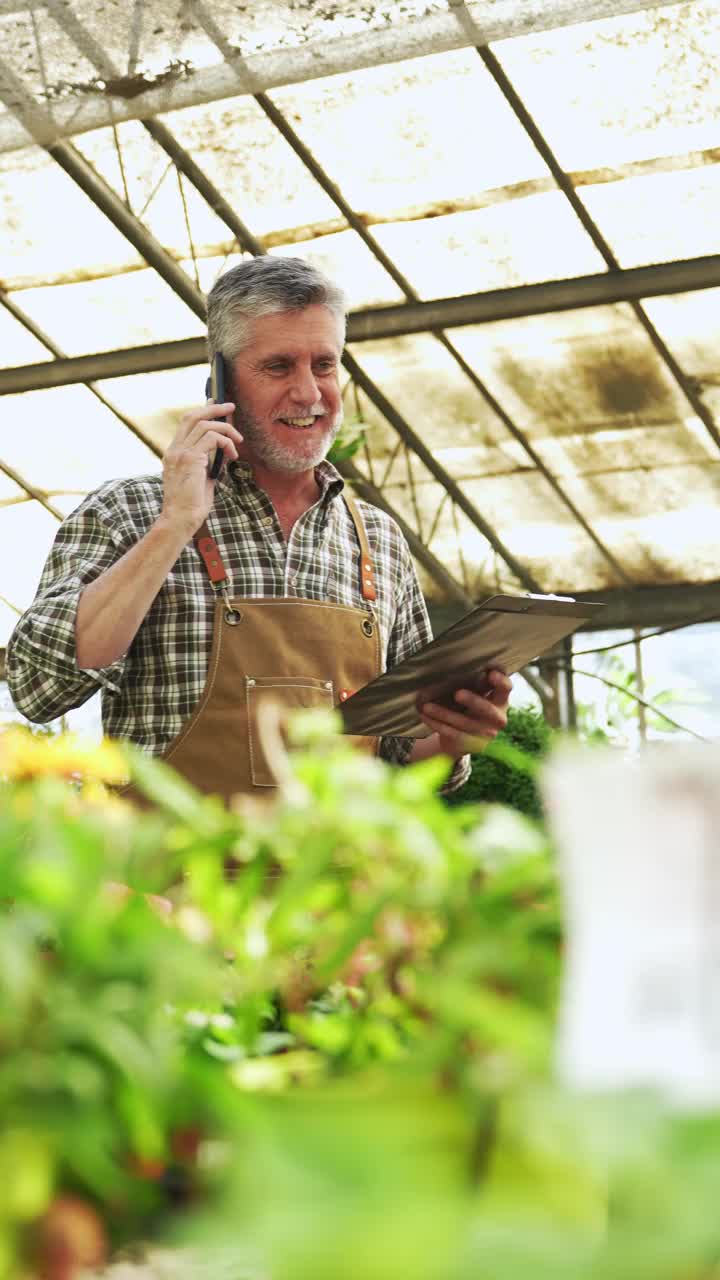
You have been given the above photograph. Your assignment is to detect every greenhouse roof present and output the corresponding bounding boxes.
[2,0,720,657]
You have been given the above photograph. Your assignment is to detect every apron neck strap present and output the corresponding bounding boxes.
[195,522,228,586]
[194,496,377,603]
[343,494,377,602]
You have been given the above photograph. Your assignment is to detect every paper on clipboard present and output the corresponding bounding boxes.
[337,593,604,738]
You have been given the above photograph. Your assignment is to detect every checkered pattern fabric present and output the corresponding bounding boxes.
[7,460,469,790]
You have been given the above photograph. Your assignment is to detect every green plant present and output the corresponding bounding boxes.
[574,651,708,745]
[326,415,366,464]
[445,703,553,818]
[3,720,720,1280]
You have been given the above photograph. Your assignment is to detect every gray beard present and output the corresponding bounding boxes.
[235,405,342,474]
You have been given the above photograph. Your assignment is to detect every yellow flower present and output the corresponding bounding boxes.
[0,727,128,785]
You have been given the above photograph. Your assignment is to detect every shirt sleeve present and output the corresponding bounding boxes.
[378,530,470,795]
[6,488,133,724]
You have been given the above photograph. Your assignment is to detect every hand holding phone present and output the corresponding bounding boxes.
[205,352,231,479]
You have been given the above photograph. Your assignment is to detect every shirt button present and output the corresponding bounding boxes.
[261,516,273,527]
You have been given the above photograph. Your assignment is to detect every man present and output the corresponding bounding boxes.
[7,257,511,800]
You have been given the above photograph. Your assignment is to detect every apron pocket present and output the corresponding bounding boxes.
[246,675,334,787]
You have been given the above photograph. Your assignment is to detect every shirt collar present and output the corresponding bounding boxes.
[224,458,345,505]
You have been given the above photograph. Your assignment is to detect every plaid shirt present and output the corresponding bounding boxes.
[8,460,469,790]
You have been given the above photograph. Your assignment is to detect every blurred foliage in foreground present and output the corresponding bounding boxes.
[1,719,719,1279]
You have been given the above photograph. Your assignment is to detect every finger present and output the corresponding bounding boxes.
[178,402,236,441]
[185,429,241,463]
[421,699,505,737]
[486,669,513,701]
[419,711,491,755]
[455,686,510,720]
[185,421,243,454]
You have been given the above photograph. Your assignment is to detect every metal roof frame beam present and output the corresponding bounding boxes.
[0,458,63,520]
[431,579,720,635]
[0,0,681,155]
[347,256,720,336]
[3,247,719,393]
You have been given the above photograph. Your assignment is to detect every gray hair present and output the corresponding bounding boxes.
[206,256,347,360]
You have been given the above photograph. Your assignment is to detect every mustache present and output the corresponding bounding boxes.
[271,405,326,420]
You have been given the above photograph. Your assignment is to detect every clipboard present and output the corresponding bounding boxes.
[337,592,604,738]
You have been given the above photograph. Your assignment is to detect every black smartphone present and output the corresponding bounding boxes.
[205,352,230,480]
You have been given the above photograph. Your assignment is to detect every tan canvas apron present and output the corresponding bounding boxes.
[127,495,382,806]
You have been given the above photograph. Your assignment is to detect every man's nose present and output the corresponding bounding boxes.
[289,365,320,405]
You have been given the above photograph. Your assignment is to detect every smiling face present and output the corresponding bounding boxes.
[229,304,344,475]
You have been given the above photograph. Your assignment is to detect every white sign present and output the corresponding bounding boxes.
[543,744,720,1107]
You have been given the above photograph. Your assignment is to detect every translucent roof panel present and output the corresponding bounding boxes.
[0,147,142,285]
[371,194,605,297]
[0,303,54,367]
[448,305,689,442]
[268,236,406,310]
[268,50,552,215]
[0,500,62,640]
[13,268,205,357]
[74,121,251,275]
[164,97,346,240]
[641,289,720,384]
[548,461,720,586]
[0,385,158,493]
[580,165,720,267]
[0,7,100,107]
[494,3,720,173]
[93,366,212,452]
[345,333,517,455]
[376,463,616,594]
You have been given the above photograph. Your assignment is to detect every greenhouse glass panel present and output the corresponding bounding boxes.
[15,270,205,357]
[268,234,406,309]
[448,305,688,443]
[268,48,550,214]
[0,304,53,367]
[345,331,513,456]
[0,147,143,287]
[493,3,720,173]
[166,97,344,239]
[371,194,605,298]
[0,385,157,492]
[93,366,211,452]
[580,166,720,269]
[642,289,720,383]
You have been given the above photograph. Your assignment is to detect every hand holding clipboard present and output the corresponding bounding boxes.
[338,593,604,738]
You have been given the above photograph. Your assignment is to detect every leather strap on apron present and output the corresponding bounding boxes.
[195,493,376,605]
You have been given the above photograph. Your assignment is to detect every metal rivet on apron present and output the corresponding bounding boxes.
[324,681,332,690]
[247,678,256,687]
[362,618,374,637]
[225,607,242,625]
